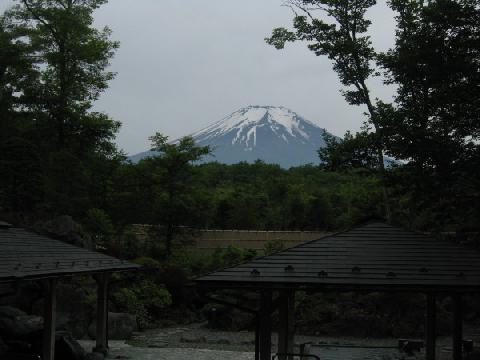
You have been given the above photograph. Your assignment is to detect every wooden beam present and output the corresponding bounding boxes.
[259,290,272,360]
[453,294,463,360]
[255,315,260,360]
[94,273,110,355]
[43,278,57,360]
[425,293,436,360]
[278,290,295,360]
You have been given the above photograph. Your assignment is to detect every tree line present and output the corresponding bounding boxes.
[267,0,480,231]
[0,0,479,259]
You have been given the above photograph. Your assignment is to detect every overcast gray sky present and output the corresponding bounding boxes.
[1,0,396,155]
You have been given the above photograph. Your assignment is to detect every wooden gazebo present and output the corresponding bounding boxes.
[196,222,480,360]
[0,221,140,360]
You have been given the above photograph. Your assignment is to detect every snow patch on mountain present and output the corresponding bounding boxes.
[192,105,316,149]
[129,105,335,168]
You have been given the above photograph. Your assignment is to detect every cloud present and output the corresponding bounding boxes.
[1,0,396,154]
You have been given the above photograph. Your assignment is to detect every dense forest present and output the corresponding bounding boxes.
[1,0,478,243]
[0,0,479,339]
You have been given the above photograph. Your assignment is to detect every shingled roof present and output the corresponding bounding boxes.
[196,222,480,292]
[0,222,140,283]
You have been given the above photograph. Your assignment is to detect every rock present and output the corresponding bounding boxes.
[207,338,231,345]
[180,334,207,343]
[398,339,424,354]
[36,215,93,249]
[0,282,43,311]
[0,336,8,356]
[45,215,75,236]
[0,311,44,339]
[54,311,90,340]
[240,339,255,345]
[88,313,138,340]
[55,331,86,360]
[205,305,254,331]
[32,282,94,339]
[85,352,104,360]
[466,352,480,360]
[8,339,39,356]
[0,306,26,318]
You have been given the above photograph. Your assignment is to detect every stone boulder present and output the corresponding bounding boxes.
[88,313,137,340]
[28,330,85,360]
[0,306,25,319]
[35,215,93,249]
[0,306,43,339]
[0,336,8,357]
[55,331,86,360]
[466,352,480,360]
[32,282,94,339]
[0,283,43,312]
[205,305,254,331]
[85,352,104,360]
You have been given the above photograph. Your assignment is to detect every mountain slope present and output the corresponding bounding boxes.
[130,105,333,168]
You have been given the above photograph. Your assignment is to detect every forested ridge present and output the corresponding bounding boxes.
[1,0,479,241]
[1,0,479,338]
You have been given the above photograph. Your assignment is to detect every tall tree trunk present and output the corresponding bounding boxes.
[360,81,392,223]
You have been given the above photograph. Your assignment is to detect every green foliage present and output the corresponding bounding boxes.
[263,239,284,256]
[296,291,455,337]
[266,0,392,219]
[266,0,377,110]
[134,134,212,257]
[0,0,121,216]
[377,0,480,229]
[133,256,162,269]
[112,257,172,329]
[319,130,379,172]
[166,246,258,282]
[83,208,114,248]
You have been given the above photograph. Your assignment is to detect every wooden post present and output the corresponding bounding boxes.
[259,290,272,360]
[43,278,57,360]
[94,273,110,355]
[425,293,436,360]
[255,315,260,360]
[278,290,295,360]
[453,294,463,360]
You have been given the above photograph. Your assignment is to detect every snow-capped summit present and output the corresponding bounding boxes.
[130,106,334,168]
[191,105,313,149]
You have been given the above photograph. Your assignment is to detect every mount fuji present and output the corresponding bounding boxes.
[129,105,335,168]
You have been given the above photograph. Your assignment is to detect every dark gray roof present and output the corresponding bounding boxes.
[0,224,140,283]
[196,222,480,292]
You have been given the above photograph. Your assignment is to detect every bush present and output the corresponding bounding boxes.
[83,208,114,249]
[112,281,171,329]
[112,257,172,329]
[263,239,285,255]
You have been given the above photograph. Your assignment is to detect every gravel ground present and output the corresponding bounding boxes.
[77,322,480,360]
[78,340,254,360]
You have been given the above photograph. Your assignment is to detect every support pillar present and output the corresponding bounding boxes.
[278,290,295,360]
[425,293,436,360]
[255,315,260,360]
[259,290,273,360]
[453,294,463,360]
[94,273,110,355]
[43,278,57,360]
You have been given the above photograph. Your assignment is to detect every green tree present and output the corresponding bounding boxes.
[0,14,43,211]
[378,0,480,229]
[8,0,119,151]
[144,134,211,256]
[318,130,379,172]
[266,0,391,220]
[1,0,121,215]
